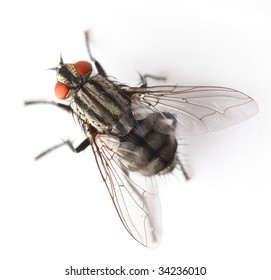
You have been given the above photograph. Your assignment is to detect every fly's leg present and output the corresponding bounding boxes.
[177,158,190,181]
[25,100,90,159]
[65,138,90,153]
[24,100,72,113]
[85,30,166,83]
[35,138,90,160]
[138,73,167,87]
[84,31,107,77]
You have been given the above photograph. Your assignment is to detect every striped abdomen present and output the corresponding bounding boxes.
[70,75,134,136]
[118,113,177,176]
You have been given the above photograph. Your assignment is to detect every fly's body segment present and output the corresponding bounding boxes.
[25,31,258,247]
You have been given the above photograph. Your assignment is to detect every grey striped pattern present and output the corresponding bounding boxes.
[119,113,177,176]
[70,75,134,136]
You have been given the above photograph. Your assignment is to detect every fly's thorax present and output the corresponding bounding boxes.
[70,75,134,136]
[118,113,178,176]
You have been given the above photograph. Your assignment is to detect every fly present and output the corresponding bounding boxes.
[25,31,258,247]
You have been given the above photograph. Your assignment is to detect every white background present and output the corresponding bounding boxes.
[1,0,270,279]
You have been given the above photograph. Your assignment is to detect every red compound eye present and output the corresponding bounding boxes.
[55,81,69,99]
[74,61,92,75]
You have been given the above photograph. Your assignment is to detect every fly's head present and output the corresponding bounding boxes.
[53,56,93,100]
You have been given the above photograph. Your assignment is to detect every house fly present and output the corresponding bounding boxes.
[25,31,258,248]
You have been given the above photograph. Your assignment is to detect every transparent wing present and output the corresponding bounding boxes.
[128,86,258,135]
[91,134,162,248]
